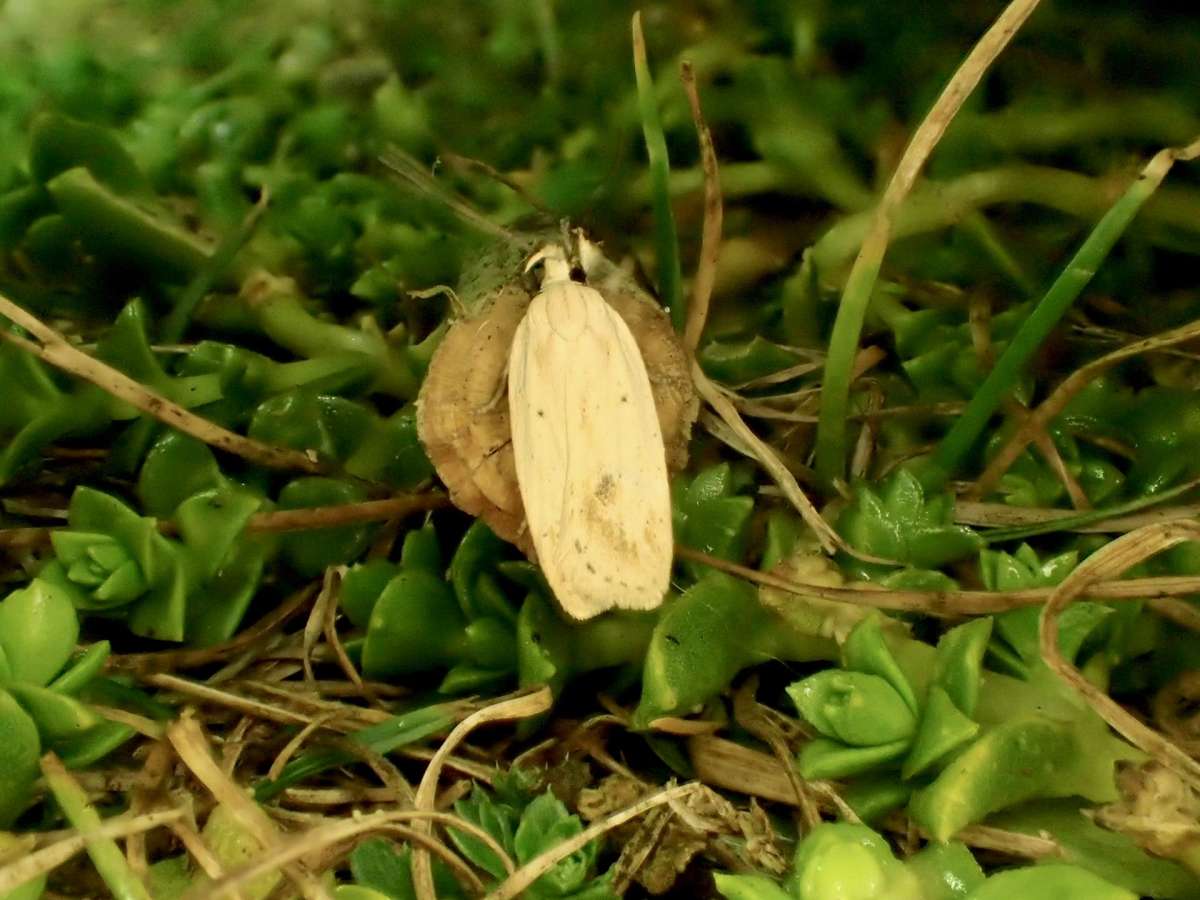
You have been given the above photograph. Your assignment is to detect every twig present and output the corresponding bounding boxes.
[1,494,448,554]
[732,677,821,831]
[302,569,339,688]
[816,0,1044,481]
[680,60,722,352]
[0,292,326,475]
[688,735,1059,858]
[148,675,312,726]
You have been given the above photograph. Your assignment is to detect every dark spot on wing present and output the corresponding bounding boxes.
[595,473,616,504]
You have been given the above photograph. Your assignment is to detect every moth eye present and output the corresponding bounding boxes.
[568,264,586,283]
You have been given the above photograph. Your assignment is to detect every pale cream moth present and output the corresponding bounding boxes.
[507,241,673,620]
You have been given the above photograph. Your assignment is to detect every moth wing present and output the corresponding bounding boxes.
[508,281,672,619]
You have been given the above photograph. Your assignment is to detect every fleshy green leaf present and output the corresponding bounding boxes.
[0,579,80,687]
[901,686,980,780]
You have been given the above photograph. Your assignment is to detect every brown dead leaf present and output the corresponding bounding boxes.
[577,774,784,894]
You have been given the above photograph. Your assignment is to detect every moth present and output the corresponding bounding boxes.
[507,239,674,619]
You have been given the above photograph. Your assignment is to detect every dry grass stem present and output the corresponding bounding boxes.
[0,293,326,475]
[0,495,447,555]
[146,674,313,726]
[733,679,822,830]
[0,808,185,895]
[484,782,701,900]
[693,360,843,553]
[679,544,1200,615]
[267,714,338,784]
[1147,598,1200,634]
[302,570,339,688]
[111,583,318,673]
[973,316,1200,497]
[688,735,1058,857]
[680,59,722,353]
[817,0,1044,478]
[1040,521,1200,791]
[411,688,553,899]
[192,811,504,900]
[167,713,331,899]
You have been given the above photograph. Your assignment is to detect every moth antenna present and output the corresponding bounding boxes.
[379,147,517,243]
[441,151,557,219]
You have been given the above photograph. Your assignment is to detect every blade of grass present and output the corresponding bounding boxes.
[160,190,268,344]
[932,137,1200,481]
[977,476,1200,544]
[814,0,1043,483]
[253,700,463,802]
[680,60,722,352]
[632,11,684,331]
[41,753,153,900]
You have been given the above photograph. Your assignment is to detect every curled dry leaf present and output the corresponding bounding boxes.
[1094,762,1200,864]
[577,774,784,894]
[417,240,698,554]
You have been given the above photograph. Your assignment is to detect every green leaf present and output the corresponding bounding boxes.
[399,524,442,575]
[30,113,148,193]
[278,477,374,577]
[838,470,982,569]
[341,560,402,630]
[797,737,909,780]
[449,787,519,880]
[786,823,923,900]
[906,842,985,900]
[636,573,835,728]
[335,886,393,900]
[901,686,980,780]
[713,873,794,900]
[833,778,910,827]
[449,521,517,623]
[699,337,806,385]
[789,671,917,745]
[932,618,992,718]
[6,682,101,742]
[909,718,1077,841]
[255,702,456,802]
[360,571,470,679]
[987,800,1200,900]
[197,805,281,900]
[0,579,80,687]
[136,432,227,518]
[349,837,465,900]
[0,691,40,828]
[962,865,1135,900]
[842,613,918,713]
[514,791,598,897]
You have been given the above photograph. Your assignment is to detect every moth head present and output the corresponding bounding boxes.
[525,243,585,286]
